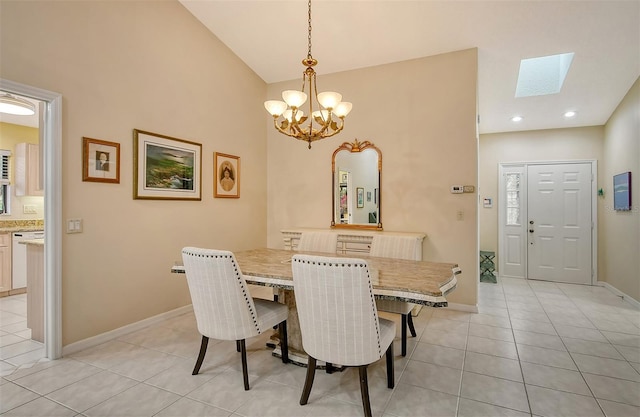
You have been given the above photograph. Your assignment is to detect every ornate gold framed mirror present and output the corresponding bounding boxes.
[331,139,382,230]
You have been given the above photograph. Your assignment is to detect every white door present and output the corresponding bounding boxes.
[499,165,527,278]
[527,163,592,284]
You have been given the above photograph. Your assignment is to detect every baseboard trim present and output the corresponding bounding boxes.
[445,302,479,313]
[597,281,640,309]
[62,305,193,357]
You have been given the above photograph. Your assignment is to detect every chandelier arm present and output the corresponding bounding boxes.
[273,119,299,138]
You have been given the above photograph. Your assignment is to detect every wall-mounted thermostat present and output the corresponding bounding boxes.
[451,185,464,194]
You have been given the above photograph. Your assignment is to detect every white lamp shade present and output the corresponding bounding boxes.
[264,100,288,116]
[333,101,353,117]
[282,90,307,108]
[317,92,342,109]
[312,110,330,122]
[283,109,304,122]
[0,94,35,116]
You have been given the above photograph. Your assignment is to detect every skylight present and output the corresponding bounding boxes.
[515,53,575,97]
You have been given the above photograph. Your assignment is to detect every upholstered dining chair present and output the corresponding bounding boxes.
[296,231,338,253]
[369,235,420,356]
[291,254,395,417]
[181,247,289,391]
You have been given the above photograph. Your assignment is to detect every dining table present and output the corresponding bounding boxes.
[172,247,460,364]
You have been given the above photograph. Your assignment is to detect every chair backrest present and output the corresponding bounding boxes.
[369,235,421,261]
[291,254,384,366]
[297,232,338,253]
[181,247,262,341]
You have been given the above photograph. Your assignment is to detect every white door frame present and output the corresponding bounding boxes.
[1,79,63,359]
[498,160,598,284]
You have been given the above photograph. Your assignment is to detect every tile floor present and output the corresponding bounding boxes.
[1,278,639,416]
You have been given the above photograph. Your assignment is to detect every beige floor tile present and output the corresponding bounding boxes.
[517,344,578,370]
[467,336,518,360]
[602,331,640,348]
[562,336,625,360]
[155,397,232,417]
[583,373,640,406]
[84,382,180,417]
[513,329,566,351]
[555,324,609,342]
[598,399,640,417]
[614,344,640,363]
[385,383,458,417]
[432,308,473,322]
[144,357,220,396]
[425,317,470,334]
[510,318,556,335]
[45,370,138,413]
[527,385,604,417]
[572,353,640,382]
[508,309,551,323]
[469,313,511,328]
[12,358,102,395]
[469,323,514,342]
[187,369,258,411]
[419,328,468,350]
[477,305,509,317]
[521,362,591,395]
[457,398,530,417]
[411,342,465,369]
[460,371,529,413]
[400,360,462,396]
[1,396,76,416]
[233,380,312,417]
[464,351,523,382]
[0,380,40,414]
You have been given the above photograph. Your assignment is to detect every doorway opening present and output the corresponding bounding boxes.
[1,79,63,363]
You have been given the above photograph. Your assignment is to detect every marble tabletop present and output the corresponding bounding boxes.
[173,248,460,307]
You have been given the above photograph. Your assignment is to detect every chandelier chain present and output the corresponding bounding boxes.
[307,0,313,59]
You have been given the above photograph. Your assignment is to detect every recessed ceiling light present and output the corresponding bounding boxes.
[564,111,576,118]
[515,52,575,98]
[511,116,523,122]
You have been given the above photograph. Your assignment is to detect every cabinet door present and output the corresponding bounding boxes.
[15,143,43,196]
[0,234,11,292]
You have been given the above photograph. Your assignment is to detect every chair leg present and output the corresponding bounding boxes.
[401,314,408,357]
[279,320,289,363]
[192,336,209,375]
[236,340,241,352]
[326,362,334,374]
[386,342,395,389]
[239,339,250,390]
[407,312,417,337]
[300,356,317,405]
[358,366,373,417]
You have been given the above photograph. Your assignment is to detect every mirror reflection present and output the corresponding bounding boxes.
[331,140,382,230]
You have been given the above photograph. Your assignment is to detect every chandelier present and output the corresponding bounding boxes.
[264,0,352,149]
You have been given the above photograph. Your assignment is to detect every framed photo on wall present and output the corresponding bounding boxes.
[613,171,632,211]
[357,187,364,208]
[133,129,202,200]
[82,137,120,183]
[214,152,240,198]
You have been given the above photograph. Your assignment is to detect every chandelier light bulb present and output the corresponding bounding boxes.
[317,92,342,109]
[282,90,308,108]
[264,100,288,117]
[283,109,304,123]
[333,102,353,118]
[312,109,330,122]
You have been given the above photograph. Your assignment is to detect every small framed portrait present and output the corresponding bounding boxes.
[83,137,120,183]
[367,191,371,202]
[613,171,632,211]
[357,187,364,208]
[133,129,202,200]
[341,173,348,183]
[214,152,240,198]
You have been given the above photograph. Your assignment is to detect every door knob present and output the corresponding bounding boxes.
[529,229,534,233]
[529,220,534,224]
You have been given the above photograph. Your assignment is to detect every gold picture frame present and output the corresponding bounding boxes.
[214,152,240,198]
[133,129,202,200]
[82,137,120,183]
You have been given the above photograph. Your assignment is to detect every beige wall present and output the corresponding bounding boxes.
[1,1,268,345]
[266,49,479,307]
[0,122,44,219]
[602,77,640,301]
[479,126,605,269]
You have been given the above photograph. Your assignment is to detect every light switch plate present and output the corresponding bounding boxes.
[66,218,83,234]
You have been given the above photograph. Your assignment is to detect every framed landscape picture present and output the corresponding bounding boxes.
[82,137,120,183]
[613,171,632,211]
[133,129,202,200]
[357,187,364,208]
[214,152,240,198]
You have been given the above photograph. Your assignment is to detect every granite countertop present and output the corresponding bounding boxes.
[0,220,45,233]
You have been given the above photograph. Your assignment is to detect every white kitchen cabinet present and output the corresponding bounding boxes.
[0,233,11,293]
[15,143,43,196]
